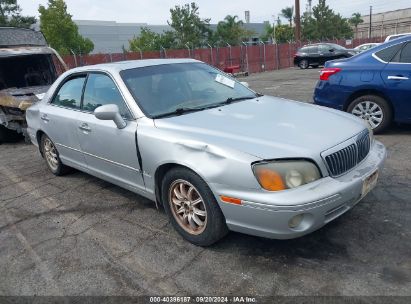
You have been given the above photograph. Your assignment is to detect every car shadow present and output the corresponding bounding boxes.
[380,123,411,135]
[210,220,349,262]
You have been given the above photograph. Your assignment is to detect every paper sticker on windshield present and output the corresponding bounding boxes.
[215,74,235,88]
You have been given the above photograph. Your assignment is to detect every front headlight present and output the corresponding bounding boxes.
[252,160,321,191]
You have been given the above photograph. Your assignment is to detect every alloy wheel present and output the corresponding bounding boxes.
[351,101,383,129]
[299,60,308,69]
[168,179,207,235]
[43,138,59,171]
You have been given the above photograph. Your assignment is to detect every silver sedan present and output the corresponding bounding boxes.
[26,59,386,246]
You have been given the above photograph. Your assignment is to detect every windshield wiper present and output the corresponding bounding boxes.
[224,95,257,104]
[151,107,207,119]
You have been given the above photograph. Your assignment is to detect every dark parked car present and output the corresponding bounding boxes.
[294,43,355,69]
[314,36,411,133]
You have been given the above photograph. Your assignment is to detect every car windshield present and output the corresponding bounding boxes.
[120,62,257,118]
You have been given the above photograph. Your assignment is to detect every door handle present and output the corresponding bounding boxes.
[79,123,91,132]
[388,75,409,80]
[40,114,49,122]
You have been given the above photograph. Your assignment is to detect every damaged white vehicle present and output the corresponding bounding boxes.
[0,28,66,143]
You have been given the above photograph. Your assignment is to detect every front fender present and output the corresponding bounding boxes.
[136,118,261,196]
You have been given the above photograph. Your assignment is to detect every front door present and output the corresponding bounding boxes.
[76,72,145,192]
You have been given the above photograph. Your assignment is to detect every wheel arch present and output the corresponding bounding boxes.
[154,162,205,208]
[344,89,394,118]
[36,130,47,156]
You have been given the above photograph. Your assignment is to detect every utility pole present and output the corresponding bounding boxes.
[368,6,372,38]
[295,0,301,41]
[272,14,276,43]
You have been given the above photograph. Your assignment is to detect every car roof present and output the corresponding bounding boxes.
[385,33,411,41]
[0,46,56,57]
[68,58,201,74]
[300,42,345,48]
[372,35,411,52]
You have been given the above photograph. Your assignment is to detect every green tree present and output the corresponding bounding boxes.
[0,0,36,28]
[261,24,294,43]
[168,2,211,48]
[280,6,294,27]
[129,27,176,51]
[349,12,363,37]
[39,0,94,55]
[129,27,160,51]
[214,15,252,46]
[302,0,353,40]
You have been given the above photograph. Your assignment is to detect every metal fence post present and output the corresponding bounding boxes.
[160,46,167,58]
[207,43,213,65]
[225,42,232,66]
[70,49,78,67]
[185,43,191,58]
[241,41,249,75]
[134,46,143,59]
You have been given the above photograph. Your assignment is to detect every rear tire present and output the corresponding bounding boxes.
[299,59,309,69]
[347,95,392,134]
[40,134,71,176]
[161,167,228,246]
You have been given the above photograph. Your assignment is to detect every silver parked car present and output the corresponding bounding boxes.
[26,59,386,246]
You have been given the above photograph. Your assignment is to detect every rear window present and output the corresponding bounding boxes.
[374,44,403,62]
[392,43,411,63]
[300,46,318,54]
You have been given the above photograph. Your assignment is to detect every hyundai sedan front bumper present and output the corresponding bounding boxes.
[211,140,386,239]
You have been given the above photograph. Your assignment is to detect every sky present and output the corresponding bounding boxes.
[17,0,411,25]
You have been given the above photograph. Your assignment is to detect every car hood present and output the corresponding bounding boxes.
[154,96,366,160]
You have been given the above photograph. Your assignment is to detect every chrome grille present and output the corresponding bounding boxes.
[357,129,371,163]
[325,130,371,177]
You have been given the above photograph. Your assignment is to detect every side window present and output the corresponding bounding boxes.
[82,73,132,119]
[319,45,330,53]
[398,43,411,63]
[308,46,318,54]
[375,44,403,62]
[52,76,85,109]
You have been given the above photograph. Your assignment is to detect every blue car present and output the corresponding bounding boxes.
[314,36,411,133]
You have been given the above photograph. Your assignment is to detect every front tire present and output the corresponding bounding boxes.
[299,59,309,69]
[347,95,392,134]
[161,167,228,246]
[40,134,71,176]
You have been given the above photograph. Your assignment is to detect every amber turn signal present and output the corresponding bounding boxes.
[255,168,286,191]
[220,196,242,205]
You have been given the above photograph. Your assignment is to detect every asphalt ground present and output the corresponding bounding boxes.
[0,68,410,298]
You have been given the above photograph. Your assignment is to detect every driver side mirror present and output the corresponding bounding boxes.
[94,104,126,129]
[329,49,335,52]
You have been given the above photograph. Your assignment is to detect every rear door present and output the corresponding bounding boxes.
[381,42,411,122]
[308,46,320,65]
[76,72,145,192]
[39,75,87,169]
